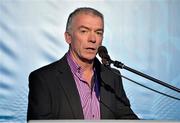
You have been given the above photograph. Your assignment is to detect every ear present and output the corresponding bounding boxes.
[64,32,72,44]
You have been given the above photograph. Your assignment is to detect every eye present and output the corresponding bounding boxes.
[96,31,103,36]
[80,29,88,33]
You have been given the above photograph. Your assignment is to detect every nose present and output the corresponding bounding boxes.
[88,32,96,43]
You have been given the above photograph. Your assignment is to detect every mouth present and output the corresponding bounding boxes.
[86,47,96,50]
[85,47,96,52]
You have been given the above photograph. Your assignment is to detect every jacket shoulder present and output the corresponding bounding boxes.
[29,55,67,77]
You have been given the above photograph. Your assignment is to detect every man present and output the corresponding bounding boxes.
[27,7,138,120]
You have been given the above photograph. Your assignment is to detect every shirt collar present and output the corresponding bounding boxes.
[66,51,83,78]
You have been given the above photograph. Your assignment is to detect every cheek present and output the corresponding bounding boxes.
[71,40,83,52]
[99,40,103,45]
[97,38,103,45]
[74,37,85,48]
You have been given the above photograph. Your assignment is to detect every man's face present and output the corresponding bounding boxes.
[65,13,104,62]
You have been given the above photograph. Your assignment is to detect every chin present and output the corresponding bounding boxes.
[81,53,96,61]
[88,54,96,59]
[83,56,96,62]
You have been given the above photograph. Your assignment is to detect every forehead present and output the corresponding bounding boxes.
[72,13,104,28]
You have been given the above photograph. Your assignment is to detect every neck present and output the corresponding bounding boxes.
[69,50,94,72]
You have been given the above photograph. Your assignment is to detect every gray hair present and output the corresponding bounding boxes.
[65,7,104,33]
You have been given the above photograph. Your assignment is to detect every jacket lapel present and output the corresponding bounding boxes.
[55,55,84,119]
[95,59,115,119]
[100,70,116,119]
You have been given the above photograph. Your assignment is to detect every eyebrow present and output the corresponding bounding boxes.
[79,25,104,32]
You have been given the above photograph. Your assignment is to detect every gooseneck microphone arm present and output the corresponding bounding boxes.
[98,46,180,93]
[113,60,180,93]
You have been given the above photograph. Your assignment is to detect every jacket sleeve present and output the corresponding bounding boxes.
[113,69,139,119]
[27,71,52,121]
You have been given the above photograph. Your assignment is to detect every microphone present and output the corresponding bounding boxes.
[98,46,180,93]
[98,46,113,66]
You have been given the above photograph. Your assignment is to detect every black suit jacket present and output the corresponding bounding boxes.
[27,54,138,120]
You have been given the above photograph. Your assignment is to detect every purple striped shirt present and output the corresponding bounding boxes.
[66,52,100,119]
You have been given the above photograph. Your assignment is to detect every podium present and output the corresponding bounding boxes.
[28,120,180,123]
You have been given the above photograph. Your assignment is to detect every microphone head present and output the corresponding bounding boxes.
[98,46,111,66]
[98,46,108,58]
